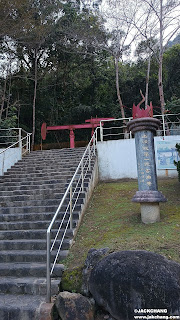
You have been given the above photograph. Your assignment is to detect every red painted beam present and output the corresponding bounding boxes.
[46,123,99,131]
[85,117,114,123]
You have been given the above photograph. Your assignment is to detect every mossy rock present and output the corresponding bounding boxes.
[60,266,83,293]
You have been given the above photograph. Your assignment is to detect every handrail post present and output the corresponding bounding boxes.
[70,185,73,229]
[162,114,166,137]
[46,230,51,303]
[2,152,5,176]
[93,133,96,155]
[100,122,103,142]
[26,134,28,154]
[128,118,132,139]
[89,145,91,170]
[95,129,98,145]
[81,160,84,192]
[19,128,22,151]
[28,134,31,153]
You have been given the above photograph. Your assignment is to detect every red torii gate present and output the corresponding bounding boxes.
[41,118,114,148]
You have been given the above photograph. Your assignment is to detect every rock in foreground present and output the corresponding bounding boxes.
[89,250,180,320]
[55,291,95,320]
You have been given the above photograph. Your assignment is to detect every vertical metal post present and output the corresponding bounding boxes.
[93,133,96,155]
[81,160,84,192]
[95,129,98,145]
[70,185,73,229]
[26,134,28,154]
[100,122,103,142]
[46,230,51,303]
[89,145,91,170]
[128,118,132,139]
[162,114,166,137]
[2,152,5,176]
[28,134,31,153]
[19,128,22,151]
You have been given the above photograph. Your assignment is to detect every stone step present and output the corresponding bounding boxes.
[0,277,60,296]
[0,196,84,208]
[0,239,71,251]
[0,294,47,320]
[0,177,90,189]
[3,169,77,179]
[0,218,78,231]
[8,163,78,170]
[0,182,66,192]
[0,249,68,263]
[5,166,77,174]
[14,157,83,166]
[0,228,74,240]
[0,173,74,182]
[0,203,82,214]
[0,191,85,203]
[12,155,91,166]
[0,262,64,277]
[0,183,87,196]
[0,211,80,222]
[0,188,64,197]
[18,150,85,157]
[0,173,91,185]
[0,177,68,186]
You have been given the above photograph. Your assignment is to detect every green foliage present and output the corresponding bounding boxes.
[60,266,83,293]
[174,143,180,182]
[166,97,180,114]
[163,44,180,100]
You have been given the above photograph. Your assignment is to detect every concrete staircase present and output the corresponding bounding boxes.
[0,147,97,320]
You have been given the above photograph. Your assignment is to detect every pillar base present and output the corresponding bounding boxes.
[140,202,160,224]
[132,190,167,203]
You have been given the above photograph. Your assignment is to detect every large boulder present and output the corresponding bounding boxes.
[89,250,180,320]
[82,247,110,296]
[55,291,95,320]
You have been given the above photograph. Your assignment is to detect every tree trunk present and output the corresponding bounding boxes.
[6,67,12,119]
[158,54,165,115]
[31,50,38,151]
[145,54,151,109]
[0,78,7,120]
[115,57,128,138]
[115,56,126,119]
[159,0,165,115]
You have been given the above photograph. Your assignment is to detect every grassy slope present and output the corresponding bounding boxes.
[63,178,180,268]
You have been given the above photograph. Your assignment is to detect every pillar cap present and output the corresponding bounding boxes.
[132,190,167,203]
[127,117,161,135]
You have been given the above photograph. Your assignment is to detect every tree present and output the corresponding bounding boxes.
[3,0,61,149]
[133,0,180,114]
[100,1,140,124]
[106,0,180,114]
[136,38,158,107]
[163,44,180,101]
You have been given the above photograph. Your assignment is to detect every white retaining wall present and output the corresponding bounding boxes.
[0,148,21,176]
[97,136,180,180]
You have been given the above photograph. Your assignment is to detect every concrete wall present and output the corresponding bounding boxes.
[0,148,21,176]
[97,136,180,180]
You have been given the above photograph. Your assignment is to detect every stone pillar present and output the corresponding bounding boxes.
[127,117,166,224]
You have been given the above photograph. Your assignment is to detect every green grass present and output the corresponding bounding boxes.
[63,178,180,268]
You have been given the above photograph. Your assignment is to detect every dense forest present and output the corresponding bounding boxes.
[0,0,180,147]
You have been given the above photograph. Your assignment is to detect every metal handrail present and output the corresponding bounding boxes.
[46,128,98,302]
[0,129,32,175]
[99,113,180,141]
